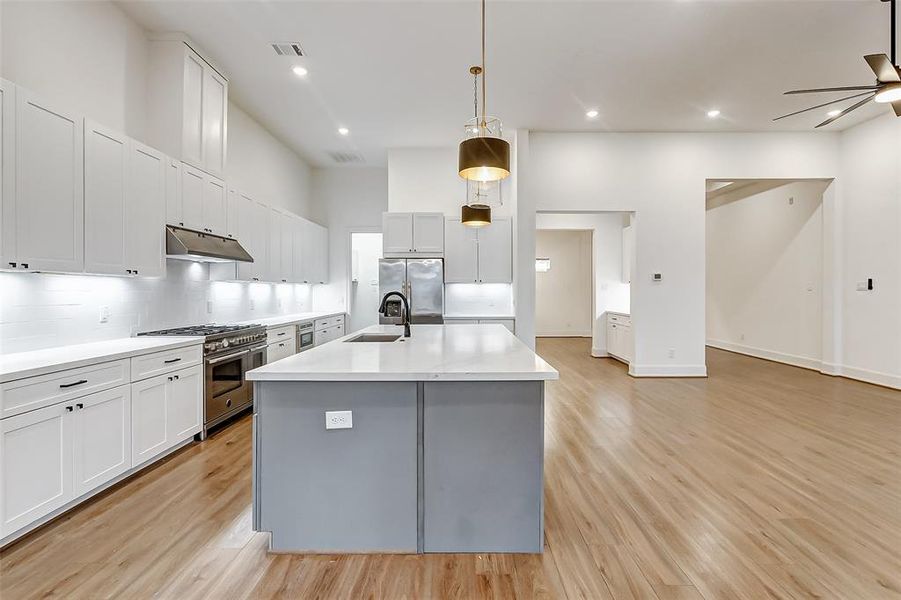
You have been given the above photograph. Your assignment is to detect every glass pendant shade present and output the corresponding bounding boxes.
[458,116,510,182]
[461,204,491,227]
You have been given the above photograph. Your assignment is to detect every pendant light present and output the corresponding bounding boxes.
[458,0,510,183]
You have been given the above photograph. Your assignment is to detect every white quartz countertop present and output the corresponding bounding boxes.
[247,324,559,382]
[444,314,516,320]
[0,336,205,383]
[233,310,345,329]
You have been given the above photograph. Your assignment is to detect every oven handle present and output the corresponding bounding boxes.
[249,344,269,352]
[206,349,250,365]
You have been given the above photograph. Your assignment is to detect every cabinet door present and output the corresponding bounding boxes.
[83,120,128,275]
[180,163,204,231]
[315,224,328,284]
[73,386,132,497]
[267,339,295,362]
[202,175,227,235]
[236,194,267,281]
[292,216,306,283]
[620,324,633,363]
[225,187,240,240]
[477,217,512,283]
[607,322,620,357]
[267,207,283,282]
[0,402,73,537]
[167,365,202,444]
[202,68,227,177]
[126,141,166,278]
[1,79,16,268]
[130,375,169,467]
[15,91,84,272]
[300,219,317,284]
[165,157,182,226]
[444,218,478,283]
[383,213,413,254]
[412,213,445,254]
[280,215,294,283]
[181,48,205,169]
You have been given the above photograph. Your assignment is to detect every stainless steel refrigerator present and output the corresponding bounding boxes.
[379,258,444,324]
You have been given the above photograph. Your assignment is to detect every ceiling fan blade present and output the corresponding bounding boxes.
[864,54,901,83]
[892,100,901,117]
[814,94,875,128]
[773,91,874,121]
[785,85,880,95]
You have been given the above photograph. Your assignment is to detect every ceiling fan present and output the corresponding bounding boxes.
[774,0,900,127]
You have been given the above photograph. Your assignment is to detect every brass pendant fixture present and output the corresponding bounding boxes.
[458,0,510,183]
[461,204,492,228]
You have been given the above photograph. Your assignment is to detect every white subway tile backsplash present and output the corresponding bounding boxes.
[0,260,313,354]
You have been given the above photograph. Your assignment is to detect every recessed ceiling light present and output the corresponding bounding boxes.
[707,109,721,118]
[827,109,842,117]
[292,66,308,77]
[585,109,599,119]
[337,127,349,136]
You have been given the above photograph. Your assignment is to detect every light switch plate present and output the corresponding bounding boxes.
[99,306,111,324]
[325,410,353,430]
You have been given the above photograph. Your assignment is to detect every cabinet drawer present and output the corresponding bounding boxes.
[267,325,296,345]
[607,313,631,326]
[130,345,202,382]
[314,314,344,332]
[266,338,296,363]
[1,359,130,420]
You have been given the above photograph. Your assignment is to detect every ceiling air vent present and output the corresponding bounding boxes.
[271,42,305,57]
[328,151,365,165]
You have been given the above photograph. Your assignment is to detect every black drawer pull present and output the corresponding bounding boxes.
[277,332,286,336]
[59,379,88,389]
[76,403,84,409]
[163,358,182,364]
[65,406,74,412]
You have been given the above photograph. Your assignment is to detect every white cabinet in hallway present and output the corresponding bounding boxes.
[4,88,84,272]
[606,313,633,363]
[147,39,228,178]
[0,402,73,537]
[382,212,444,256]
[73,386,132,497]
[444,217,512,283]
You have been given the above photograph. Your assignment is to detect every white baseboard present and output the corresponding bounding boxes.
[591,347,608,358]
[706,339,822,371]
[629,364,708,377]
[707,340,901,390]
[536,332,592,338]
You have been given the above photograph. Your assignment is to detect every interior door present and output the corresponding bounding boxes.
[73,386,132,497]
[83,120,128,275]
[407,259,444,324]
[15,90,84,272]
[126,141,166,278]
[0,402,73,537]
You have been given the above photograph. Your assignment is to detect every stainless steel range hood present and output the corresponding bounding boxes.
[165,225,253,263]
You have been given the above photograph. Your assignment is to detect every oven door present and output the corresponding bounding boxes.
[245,344,267,404]
[205,348,250,425]
[297,328,314,352]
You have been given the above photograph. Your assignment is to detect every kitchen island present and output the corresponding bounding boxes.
[247,324,558,554]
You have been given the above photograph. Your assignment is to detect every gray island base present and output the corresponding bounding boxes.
[247,324,558,554]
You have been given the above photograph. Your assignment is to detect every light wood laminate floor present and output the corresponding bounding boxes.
[2,339,900,599]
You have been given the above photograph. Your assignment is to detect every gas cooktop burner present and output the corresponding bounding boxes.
[138,323,262,338]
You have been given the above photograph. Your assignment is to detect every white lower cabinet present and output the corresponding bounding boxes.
[131,364,202,467]
[606,313,633,363]
[73,385,131,497]
[267,338,297,363]
[0,402,73,537]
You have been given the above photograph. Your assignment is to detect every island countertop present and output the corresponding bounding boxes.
[246,324,558,382]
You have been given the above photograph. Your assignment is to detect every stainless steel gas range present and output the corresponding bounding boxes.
[138,324,267,438]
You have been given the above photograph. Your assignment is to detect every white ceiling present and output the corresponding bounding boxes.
[118,0,896,167]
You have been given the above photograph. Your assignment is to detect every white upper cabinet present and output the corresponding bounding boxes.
[11,90,84,272]
[267,206,283,282]
[292,216,306,283]
[279,214,294,283]
[383,213,413,253]
[179,162,204,230]
[202,174,226,235]
[126,142,166,278]
[412,213,445,254]
[383,212,444,256]
[84,121,128,275]
[170,161,225,235]
[314,222,328,284]
[296,218,328,284]
[444,217,512,283]
[1,79,16,270]
[444,218,479,283]
[147,38,228,178]
[475,217,512,283]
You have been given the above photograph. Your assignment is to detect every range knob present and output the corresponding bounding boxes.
[221,338,230,349]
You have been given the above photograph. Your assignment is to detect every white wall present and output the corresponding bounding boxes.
[521,131,841,377]
[535,229,592,337]
[348,233,383,335]
[536,212,631,354]
[837,114,901,388]
[706,181,827,369]
[310,168,389,313]
[0,264,312,354]
[444,284,514,317]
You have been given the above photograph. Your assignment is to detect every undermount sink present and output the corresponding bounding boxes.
[345,333,403,343]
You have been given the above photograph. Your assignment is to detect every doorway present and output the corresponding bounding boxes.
[348,232,383,334]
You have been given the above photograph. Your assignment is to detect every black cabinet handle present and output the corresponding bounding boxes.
[277,332,286,336]
[133,269,139,275]
[163,358,181,364]
[168,376,173,381]
[59,379,88,389]
[173,375,179,380]
[65,406,74,412]
[8,262,16,268]
[21,263,28,269]
[76,403,84,409]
